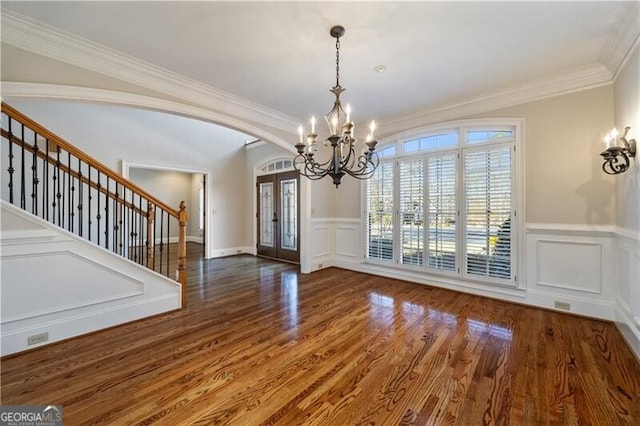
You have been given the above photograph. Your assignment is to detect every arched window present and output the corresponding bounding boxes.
[258,159,293,175]
[364,120,521,287]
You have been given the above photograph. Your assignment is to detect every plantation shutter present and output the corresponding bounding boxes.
[464,146,512,280]
[427,154,457,272]
[366,161,394,261]
[399,159,424,266]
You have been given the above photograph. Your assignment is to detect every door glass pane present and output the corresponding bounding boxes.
[260,182,274,247]
[280,179,297,251]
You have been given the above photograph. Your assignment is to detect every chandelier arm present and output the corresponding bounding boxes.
[342,154,379,179]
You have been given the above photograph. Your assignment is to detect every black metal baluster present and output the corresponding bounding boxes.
[20,123,26,209]
[104,176,110,249]
[159,210,164,274]
[113,183,119,253]
[153,206,157,272]
[61,168,66,229]
[138,195,144,265]
[7,116,14,204]
[77,158,83,237]
[120,187,126,256]
[129,192,135,261]
[54,148,61,226]
[69,152,74,233]
[44,138,49,221]
[166,215,170,277]
[88,165,92,242]
[31,132,39,216]
[96,171,101,246]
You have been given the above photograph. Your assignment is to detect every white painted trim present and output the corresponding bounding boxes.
[209,246,254,258]
[0,9,300,134]
[614,227,640,243]
[527,223,616,237]
[1,82,296,154]
[0,228,58,245]
[615,302,640,359]
[186,236,203,244]
[379,65,612,138]
[1,293,178,356]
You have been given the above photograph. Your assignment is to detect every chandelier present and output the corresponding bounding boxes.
[294,25,379,188]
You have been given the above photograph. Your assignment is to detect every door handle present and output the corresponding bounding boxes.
[272,213,279,222]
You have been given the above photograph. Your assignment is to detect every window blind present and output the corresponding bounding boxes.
[427,154,457,272]
[366,161,394,261]
[399,159,424,266]
[464,146,512,279]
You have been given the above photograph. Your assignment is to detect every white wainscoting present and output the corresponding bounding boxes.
[1,201,181,356]
[613,228,640,358]
[526,224,616,320]
[311,218,623,323]
[309,219,333,271]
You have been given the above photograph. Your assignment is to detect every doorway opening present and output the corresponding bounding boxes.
[122,161,210,259]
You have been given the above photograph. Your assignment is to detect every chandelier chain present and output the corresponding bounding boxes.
[335,38,341,88]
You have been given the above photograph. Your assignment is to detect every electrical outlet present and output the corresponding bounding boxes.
[27,332,49,346]
[318,263,324,268]
[554,301,571,311]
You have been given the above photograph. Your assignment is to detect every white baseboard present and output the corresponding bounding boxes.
[615,302,640,360]
[209,246,254,258]
[186,236,203,244]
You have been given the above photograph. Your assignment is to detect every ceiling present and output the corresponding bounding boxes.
[1,1,638,131]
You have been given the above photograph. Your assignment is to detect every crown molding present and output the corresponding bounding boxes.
[0,8,300,134]
[601,1,640,80]
[379,64,612,137]
[1,82,296,154]
[1,8,621,141]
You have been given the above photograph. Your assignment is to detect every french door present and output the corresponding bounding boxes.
[256,170,300,263]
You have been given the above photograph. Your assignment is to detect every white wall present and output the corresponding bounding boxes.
[0,201,181,356]
[128,168,192,239]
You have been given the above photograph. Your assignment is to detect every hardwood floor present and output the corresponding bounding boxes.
[2,243,639,425]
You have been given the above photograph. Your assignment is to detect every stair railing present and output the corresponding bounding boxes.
[1,103,188,308]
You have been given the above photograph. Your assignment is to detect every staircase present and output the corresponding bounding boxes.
[0,102,188,355]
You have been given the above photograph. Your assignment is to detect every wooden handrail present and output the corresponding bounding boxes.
[1,129,148,216]
[1,102,179,218]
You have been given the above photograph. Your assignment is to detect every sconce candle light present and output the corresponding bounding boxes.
[600,126,636,175]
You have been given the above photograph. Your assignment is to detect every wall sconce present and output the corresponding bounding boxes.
[601,127,636,175]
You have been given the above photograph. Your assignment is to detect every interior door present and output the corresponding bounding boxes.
[256,170,300,263]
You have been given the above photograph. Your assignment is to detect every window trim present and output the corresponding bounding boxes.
[362,118,525,290]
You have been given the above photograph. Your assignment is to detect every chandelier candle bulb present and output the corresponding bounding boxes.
[346,104,351,123]
[298,125,304,144]
[311,116,316,134]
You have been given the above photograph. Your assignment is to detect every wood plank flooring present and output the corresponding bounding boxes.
[2,243,639,425]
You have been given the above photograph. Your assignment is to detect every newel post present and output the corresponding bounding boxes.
[146,202,155,270]
[178,201,188,308]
